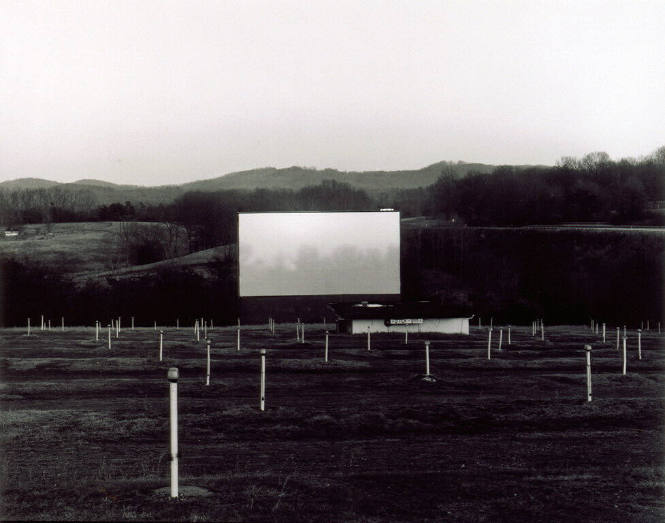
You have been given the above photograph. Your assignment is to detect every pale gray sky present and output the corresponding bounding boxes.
[2,0,664,186]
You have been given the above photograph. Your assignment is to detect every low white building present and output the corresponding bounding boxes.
[329,302,472,335]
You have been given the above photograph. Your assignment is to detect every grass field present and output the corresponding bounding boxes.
[1,323,664,521]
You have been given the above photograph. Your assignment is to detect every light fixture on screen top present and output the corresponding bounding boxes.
[379,208,394,211]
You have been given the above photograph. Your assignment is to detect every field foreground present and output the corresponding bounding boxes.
[1,324,664,521]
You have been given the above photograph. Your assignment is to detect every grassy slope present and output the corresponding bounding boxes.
[0,222,120,274]
[1,324,663,521]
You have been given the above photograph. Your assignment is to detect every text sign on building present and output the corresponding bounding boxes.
[386,318,424,325]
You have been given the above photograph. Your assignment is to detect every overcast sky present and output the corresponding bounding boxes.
[2,0,664,186]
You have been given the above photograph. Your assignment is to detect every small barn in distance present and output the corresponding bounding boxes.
[329,301,473,335]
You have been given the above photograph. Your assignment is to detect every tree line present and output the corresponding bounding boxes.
[1,148,663,237]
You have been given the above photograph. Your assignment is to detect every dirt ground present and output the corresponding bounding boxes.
[1,323,663,521]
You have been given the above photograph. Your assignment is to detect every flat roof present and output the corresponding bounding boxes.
[329,301,473,320]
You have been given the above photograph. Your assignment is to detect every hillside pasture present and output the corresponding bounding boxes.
[1,324,663,521]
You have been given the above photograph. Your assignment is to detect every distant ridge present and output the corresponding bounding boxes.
[0,178,61,190]
[0,160,543,203]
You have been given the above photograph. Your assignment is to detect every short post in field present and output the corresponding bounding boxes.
[622,336,627,375]
[61,316,64,331]
[176,318,179,330]
[236,327,240,351]
[159,330,164,361]
[508,325,511,345]
[168,367,179,498]
[260,349,266,412]
[498,328,503,351]
[210,319,213,330]
[48,320,51,330]
[425,340,431,376]
[41,315,44,330]
[116,319,120,338]
[118,316,121,334]
[404,328,408,345]
[367,328,371,351]
[637,329,642,360]
[95,321,99,341]
[647,320,649,331]
[616,327,620,351]
[478,317,481,328]
[490,317,493,329]
[324,330,329,362]
[203,321,207,339]
[585,345,592,402]
[27,318,31,336]
[602,323,606,343]
[301,323,305,343]
[323,316,326,329]
[131,316,134,330]
[590,319,594,331]
[206,338,211,386]
[196,321,200,342]
[296,322,300,342]
[540,321,544,341]
[154,321,157,332]
[487,329,492,360]
[595,322,599,335]
[107,324,111,349]
[532,321,535,337]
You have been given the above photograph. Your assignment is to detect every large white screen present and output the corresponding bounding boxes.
[239,212,400,297]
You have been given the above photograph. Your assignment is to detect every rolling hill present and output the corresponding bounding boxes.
[0,160,520,205]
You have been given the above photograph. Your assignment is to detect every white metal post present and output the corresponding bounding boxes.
[204,321,207,339]
[116,318,119,338]
[118,317,121,334]
[27,317,31,336]
[585,345,592,402]
[107,324,111,349]
[616,327,620,351]
[508,326,511,345]
[367,328,371,351]
[206,339,211,386]
[324,330,329,362]
[236,328,240,351]
[96,321,99,341]
[425,340,430,376]
[159,330,163,361]
[154,321,157,332]
[131,316,134,330]
[540,321,544,341]
[168,367,179,498]
[602,323,606,343]
[61,316,64,331]
[41,315,44,330]
[622,336,627,375]
[196,321,200,342]
[301,323,305,343]
[498,329,503,351]
[487,329,492,360]
[490,317,493,329]
[296,322,300,342]
[637,329,642,360]
[623,325,627,339]
[48,320,51,330]
[260,349,266,411]
[176,318,179,330]
[478,317,481,328]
